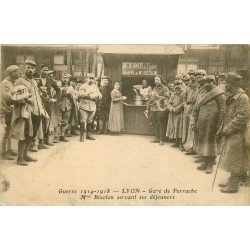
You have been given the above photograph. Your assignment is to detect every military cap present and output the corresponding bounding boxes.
[218,73,226,77]
[62,72,70,77]
[187,69,196,75]
[101,75,109,80]
[195,69,207,76]
[40,64,49,70]
[47,70,54,76]
[203,75,216,83]
[175,74,183,80]
[25,59,36,67]
[6,65,19,75]
[87,73,95,79]
[226,72,242,84]
[182,74,190,81]
[174,79,183,85]
[70,77,77,81]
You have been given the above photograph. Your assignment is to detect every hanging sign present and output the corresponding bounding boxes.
[122,62,158,76]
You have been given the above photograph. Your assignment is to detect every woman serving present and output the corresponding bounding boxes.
[108,82,127,134]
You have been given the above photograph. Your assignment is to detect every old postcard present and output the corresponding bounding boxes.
[0,44,249,205]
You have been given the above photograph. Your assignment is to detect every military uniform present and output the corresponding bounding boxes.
[182,81,199,150]
[58,75,73,141]
[147,83,170,144]
[12,60,45,165]
[0,69,18,159]
[78,81,101,141]
[38,72,61,144]
[191,81,226,173]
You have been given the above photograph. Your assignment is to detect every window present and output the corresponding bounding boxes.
[16,55,35,64]
[54,55,64,65]
[16,55,25,64]
[26,55,34,61]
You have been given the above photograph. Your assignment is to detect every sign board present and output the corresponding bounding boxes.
[122,62,157,76]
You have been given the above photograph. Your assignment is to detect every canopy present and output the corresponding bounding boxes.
[98,45,183,55]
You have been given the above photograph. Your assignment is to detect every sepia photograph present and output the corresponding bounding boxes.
[0,44,249,206]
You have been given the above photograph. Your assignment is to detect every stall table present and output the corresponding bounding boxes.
[123,104,154,135]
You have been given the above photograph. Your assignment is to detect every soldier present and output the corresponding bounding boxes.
[59,72,72,142]
[78,73,101,141]
[29,71,45,152]
[11,59,45,165]
[38,66,60,146]
[145,75,170,146]
[166,81,185,150]
[191,75,226,174]
[182,70,199,154]
[0,65,20,160]
[97,76,111,134]
[216,72,250,193]
[67,77,79,136]
[185,69,207,155]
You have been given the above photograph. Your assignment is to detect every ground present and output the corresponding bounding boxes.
[0,134,249,205]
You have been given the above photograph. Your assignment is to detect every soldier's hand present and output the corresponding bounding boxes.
[191,124,197,131]
[216,130,223,139]
[17,99,25,104]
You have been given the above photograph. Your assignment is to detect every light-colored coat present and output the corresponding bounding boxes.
[78,82,101,112]
[218,89,250,173]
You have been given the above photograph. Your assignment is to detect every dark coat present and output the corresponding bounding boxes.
[59,82,72,112]
[191,86,226,156]
[218,88,250,173]
[38,77,61,116]
[98,85,112,108]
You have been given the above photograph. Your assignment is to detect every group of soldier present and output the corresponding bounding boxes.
[145,70,249,193]
[1,59,250,194]
[0,59,113,167]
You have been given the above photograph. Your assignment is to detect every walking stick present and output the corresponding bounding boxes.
[211,138,226,191]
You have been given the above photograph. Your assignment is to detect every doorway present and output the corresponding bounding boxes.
[121,76,155,104]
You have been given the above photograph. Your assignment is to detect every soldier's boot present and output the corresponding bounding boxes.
[185,148,196,155]
[86,123,95,140]
[159,140,164,146]
[151,137,160,143]
[17,140,28,166]
[195,156,205,163]
[205,165,213,174]
[29,139,38,152]
[218,178,230,188]
[23,139,37,162]
[179,143,185,151]
[79,123,85,142]
[7,139,17,156]
[97,120,104,134]
[238,171,249,187]
[38,139,49,150]
[171,139,180,148]
[60,125,69,142]
[197,162,207,171]
[220,173,239,193]
[1,139,14,160]
[53,126,61,143]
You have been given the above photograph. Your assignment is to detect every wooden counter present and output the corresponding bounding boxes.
[123,104,154,135]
